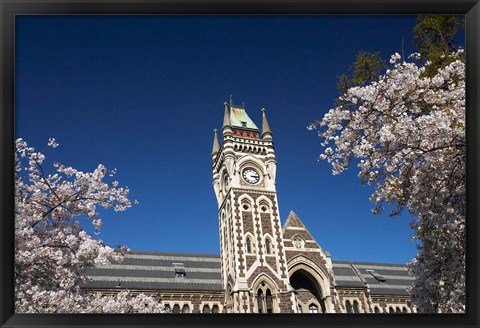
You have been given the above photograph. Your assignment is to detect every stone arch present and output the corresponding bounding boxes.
[256,197,272,214]
[287,255,333,313]
[237,155,266,176]
[238,194,255,211]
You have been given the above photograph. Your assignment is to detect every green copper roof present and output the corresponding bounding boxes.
[229,105,259,131]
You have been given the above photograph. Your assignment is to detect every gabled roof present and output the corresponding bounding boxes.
[80,251,223,292]
[283,210,307,230]
[229,105,259,131]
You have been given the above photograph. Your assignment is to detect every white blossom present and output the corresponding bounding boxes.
[15,139,167,313]
[310,52,465,313]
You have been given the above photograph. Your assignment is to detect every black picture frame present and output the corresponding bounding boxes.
[1,1,478,328]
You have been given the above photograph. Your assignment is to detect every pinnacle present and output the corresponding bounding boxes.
[211,129,220,156]
[261,108,272,139]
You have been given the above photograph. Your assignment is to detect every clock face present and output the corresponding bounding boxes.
[242,168,260,184]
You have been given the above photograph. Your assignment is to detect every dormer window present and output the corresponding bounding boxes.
[241,121,247,127]
[173,263,186,278]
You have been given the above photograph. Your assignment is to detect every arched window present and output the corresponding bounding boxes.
[389,306,394,313]
[172,304,180,313]
[246,237,252,254]
[402,307,408,313]
[396,307,401,313]
[182,304,190,313]
[345,300,353,313]
[265,238,271,255]
[309,304,318,313]
[266,289,273,313]
[164,304,171,312]
[257,289,264,313]
[374,306,381,313]
[212,305,220,313]
[202,304,210,313]
[241,199,251,211]
[353,300,360,313]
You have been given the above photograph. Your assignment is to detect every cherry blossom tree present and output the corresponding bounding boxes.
[15,138,166,313]
[309,51,465,313]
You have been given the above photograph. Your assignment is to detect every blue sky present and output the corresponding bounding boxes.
[15,15,462,264]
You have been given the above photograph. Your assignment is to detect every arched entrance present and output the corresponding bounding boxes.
[290,269,326,313]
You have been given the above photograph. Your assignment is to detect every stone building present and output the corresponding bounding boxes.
[82,102,416,313]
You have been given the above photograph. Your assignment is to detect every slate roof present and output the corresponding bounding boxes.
[81,251,413,296]
[332,260,414,296]
[80,251,223,292]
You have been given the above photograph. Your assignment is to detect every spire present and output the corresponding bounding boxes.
[261,108,272,140]
[222,102,231,128]
[211,129,220,156]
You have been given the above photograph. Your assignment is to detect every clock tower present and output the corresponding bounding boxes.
[211,100,297,313]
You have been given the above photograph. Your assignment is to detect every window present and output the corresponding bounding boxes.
[402,307,408,313]
[172,304,180,313]
[257,282,276,314]
[241,121,247,127]
[374,306,381,313]
[164,304,171,312]
[309,304,318,313]
[396,307,401,313]
[389,306,394,313]
[257,289,263,313]
[345,300,353,313]
[173,263,186,278]
[246,237,252,254]
[212,305,220,313]
[353,300,360,313]
[266,289,273,313]
[265,238,271,255]
[202,304,210,313]
[182,304,190,313]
